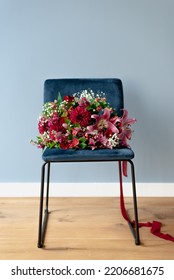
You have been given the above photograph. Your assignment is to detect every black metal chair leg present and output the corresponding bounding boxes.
[128,159,140,245]
[118,160,140,245]
[46,162,51,211]
[38,162,46,248]
[37,162,50,248]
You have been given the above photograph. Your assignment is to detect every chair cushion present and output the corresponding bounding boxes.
[42,147,134,162]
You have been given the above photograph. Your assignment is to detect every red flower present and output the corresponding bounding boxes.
[70,106,91,127]
[38,117,48,134]
[64,95,74,102]
[59,137,79,149]
[48,116,66,132]
[49,130,56,141]
[60,142,68,149]
[69,138,79,148]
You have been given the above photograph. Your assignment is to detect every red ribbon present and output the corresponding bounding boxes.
[120,162,174,242]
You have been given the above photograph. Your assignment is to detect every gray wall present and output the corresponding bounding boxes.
[1,0,174,183]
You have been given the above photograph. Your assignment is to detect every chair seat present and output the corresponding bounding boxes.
[42,147,134,162]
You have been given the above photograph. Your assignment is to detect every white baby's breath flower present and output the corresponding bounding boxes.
[108,133,119,148]
[80,89,95,101]
[74,97,79,102]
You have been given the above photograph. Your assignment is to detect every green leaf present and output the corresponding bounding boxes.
[57,92,62,107]
[80,142,87,149]
[68,134,73,140]
[79,137,87,143]
[54,142,60,148]
[47,142,55,149]
[73,122,80,128]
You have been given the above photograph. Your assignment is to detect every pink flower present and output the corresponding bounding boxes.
[78,97,90,107]
[118,109,136,146]
[88,137,96,150]
[88,132,110,150]
[72,127,81,136]
[97,132,108,146]
[87,108,119,134]
[38,117,48,134]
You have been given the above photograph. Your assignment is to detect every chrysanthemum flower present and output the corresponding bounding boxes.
[70,106,91,127]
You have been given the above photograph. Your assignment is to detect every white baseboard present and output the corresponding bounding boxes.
[0,182,174,197]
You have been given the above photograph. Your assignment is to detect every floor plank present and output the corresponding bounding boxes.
[0,197,174,260]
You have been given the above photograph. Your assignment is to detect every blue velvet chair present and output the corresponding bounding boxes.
[38,78,140,248]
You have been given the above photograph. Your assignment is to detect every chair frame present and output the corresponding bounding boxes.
[37,159,140,248]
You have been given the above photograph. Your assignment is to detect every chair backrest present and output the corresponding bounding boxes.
[44,78,124,116]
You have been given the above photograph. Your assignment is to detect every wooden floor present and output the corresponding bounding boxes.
[0,197,174,260]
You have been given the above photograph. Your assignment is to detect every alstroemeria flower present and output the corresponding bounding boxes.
[87,108,119,134]
[59,136,79,149]
[118,109,136,146]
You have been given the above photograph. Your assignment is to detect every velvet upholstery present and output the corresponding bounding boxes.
[44,78,124,116]
[42,78,134,162]
[42,147,134,162]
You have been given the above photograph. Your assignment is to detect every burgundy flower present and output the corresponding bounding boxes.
[60,140,69,149]
[104,129,113,138]
[64,95,74,102]
[70,106,91,127]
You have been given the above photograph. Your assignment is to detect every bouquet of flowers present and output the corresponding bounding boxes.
[31,89,136,150]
